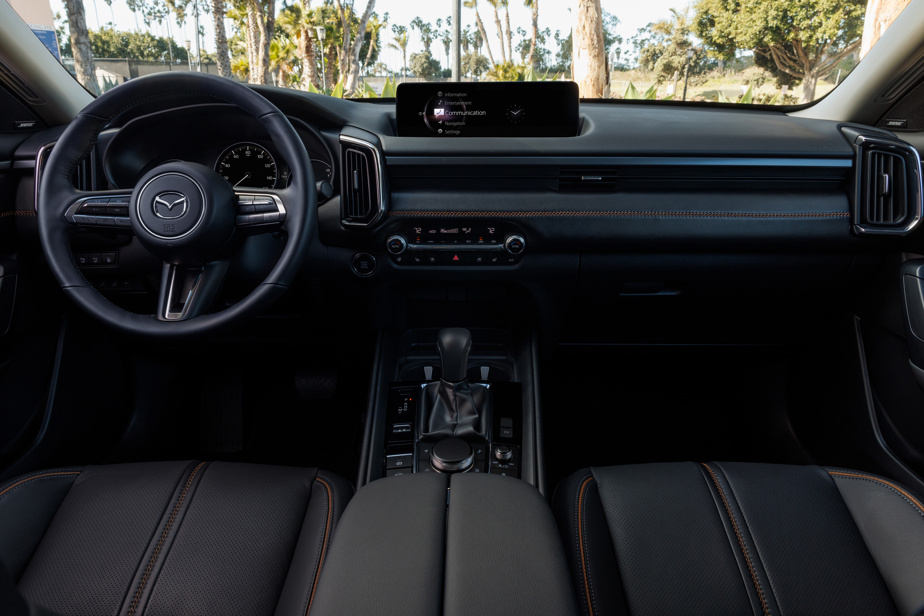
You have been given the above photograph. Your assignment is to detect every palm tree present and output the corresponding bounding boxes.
[573,0,605,97]
[363,13,389,75]
[64,0,99,94]
[464,0,495,67]
[524,0,539,67]
[485,0,506,63]
[501,0,513,64]
[389,24,409,78]
[278,1,320,90]
[211,0,232,77]
[410,17,435,54]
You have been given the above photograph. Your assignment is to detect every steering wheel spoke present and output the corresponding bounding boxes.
[234,190,287,234]
[157,260,230,321]
[64,190,134,230]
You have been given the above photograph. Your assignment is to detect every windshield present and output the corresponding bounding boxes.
[8,0,913,105]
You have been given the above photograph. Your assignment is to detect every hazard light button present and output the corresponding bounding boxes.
[441,252,472,264]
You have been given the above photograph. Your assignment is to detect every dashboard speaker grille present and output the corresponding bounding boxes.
[0,61,44,105]
[340,137,383,226]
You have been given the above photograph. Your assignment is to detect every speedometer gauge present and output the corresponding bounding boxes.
[216,143,277,188]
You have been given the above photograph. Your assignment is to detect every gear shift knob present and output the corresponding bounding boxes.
[438,328,472,383]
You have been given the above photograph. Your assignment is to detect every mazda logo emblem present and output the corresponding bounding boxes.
[152,192,188,219]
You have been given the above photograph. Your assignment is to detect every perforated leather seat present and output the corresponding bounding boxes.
[554,462,924,616]
[0,461,352,616]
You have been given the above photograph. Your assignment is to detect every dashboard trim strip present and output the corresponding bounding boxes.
[388,210,851,219]
[385,156,853,168]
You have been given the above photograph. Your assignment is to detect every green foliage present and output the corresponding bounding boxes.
[408,50,442,80]
[694,0,865,99]
[462,52,490,78]
[330,78,344,99]
[61,28,188,63]
[624,82,640,99]
[633,9,706,86]
[486,61,521,82]
[380,76,397,98]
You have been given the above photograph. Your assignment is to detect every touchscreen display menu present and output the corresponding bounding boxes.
[396,81,579,138]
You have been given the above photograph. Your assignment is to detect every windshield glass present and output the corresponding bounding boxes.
[8,0,913,105]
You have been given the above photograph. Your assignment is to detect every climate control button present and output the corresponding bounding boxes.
[386,235,408,254]
[504,235,526,254]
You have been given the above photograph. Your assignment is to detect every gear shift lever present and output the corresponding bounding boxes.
[419,328,491,441]
[438,328,472,382]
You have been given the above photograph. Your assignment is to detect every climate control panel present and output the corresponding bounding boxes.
[386,221,525,266]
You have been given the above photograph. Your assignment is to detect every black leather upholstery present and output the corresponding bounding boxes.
[309,473,579,616]
[0,461,351,616]
[554,462,924,616]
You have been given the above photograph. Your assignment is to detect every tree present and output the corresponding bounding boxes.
[636,9,704,91]
[694,0,866,102]
[572,0,606,97]
[464,0,495,67]
[486,0,507,64]
[211,0,232,77]
[333,0,376,95]
[462,51,490,78]
[66,28,188,62]
[244,0,275,85]
[410,17,435,54]
[389,24,408,77]
[64,0,99,95]
[361,12,387,75]
[277,1,320,90]
[524,0,539,67]
[409,50,441,80]
[860,0,912,58]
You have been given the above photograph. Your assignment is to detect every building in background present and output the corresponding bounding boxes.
[8,0,60,61]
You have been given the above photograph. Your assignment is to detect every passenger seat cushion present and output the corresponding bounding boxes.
[0,461,352,616]
[554,462,924,616]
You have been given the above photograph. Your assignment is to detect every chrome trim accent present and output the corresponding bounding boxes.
[385,156,854,168]
[136,172,207,240]
[340,134,386,227]
[162,265,204,321]
[33,141,56,211]
[853,135,923,236]
[404,243,506,253]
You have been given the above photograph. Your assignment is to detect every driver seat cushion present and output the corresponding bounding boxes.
[0,461,352,616]
[554,462,924,616]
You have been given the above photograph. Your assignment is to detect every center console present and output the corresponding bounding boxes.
[359,327,543,492]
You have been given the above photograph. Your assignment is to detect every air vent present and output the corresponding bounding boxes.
[34,142,96,210]
[340,136,384,226]
[863,151,907,225]
[854,135,923,235]
[0,61,44,105]
[558,168,617,191]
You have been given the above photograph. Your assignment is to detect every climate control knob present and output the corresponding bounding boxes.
[504,235,526,255]
[386,235,408,255]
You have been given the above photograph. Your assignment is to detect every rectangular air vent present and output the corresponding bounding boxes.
[0,61,44,105]
[864,151,907,225]
[340,136,383,226]
[853,134,923,235]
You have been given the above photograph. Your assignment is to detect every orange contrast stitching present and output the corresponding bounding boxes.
[577,476,595,616]
[128,462,206,616]
[0,471,80,498]
[305,477,334,616]
[702,463,771,616]
[828,471,924,513]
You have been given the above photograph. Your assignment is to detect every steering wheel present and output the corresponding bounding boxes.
[38,72,315,338]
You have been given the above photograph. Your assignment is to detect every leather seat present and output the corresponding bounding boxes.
[554,462,924,616]
[0,460,352,616]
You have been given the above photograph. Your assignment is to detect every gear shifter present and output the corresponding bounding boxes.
[420,328,491,442]
[438,328,472,382]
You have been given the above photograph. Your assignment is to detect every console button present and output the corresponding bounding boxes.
[351,253,376,277]
[386,468,412,477]
[386,453,414,470]
[101,252,118,265]
[425,253,439,265]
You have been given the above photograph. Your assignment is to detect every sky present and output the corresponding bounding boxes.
[50,0,686,72]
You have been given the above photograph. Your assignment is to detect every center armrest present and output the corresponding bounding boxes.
[307,473,578,616]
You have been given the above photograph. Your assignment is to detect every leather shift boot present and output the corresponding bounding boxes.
[420,380,491,440]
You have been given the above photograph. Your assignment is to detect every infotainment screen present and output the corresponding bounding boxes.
[395,81,579,138]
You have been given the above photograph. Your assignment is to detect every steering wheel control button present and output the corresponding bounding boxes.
[430,438,475,474]
[351,253,376,277]
[386,235,408,255]
[504,235,526,254]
